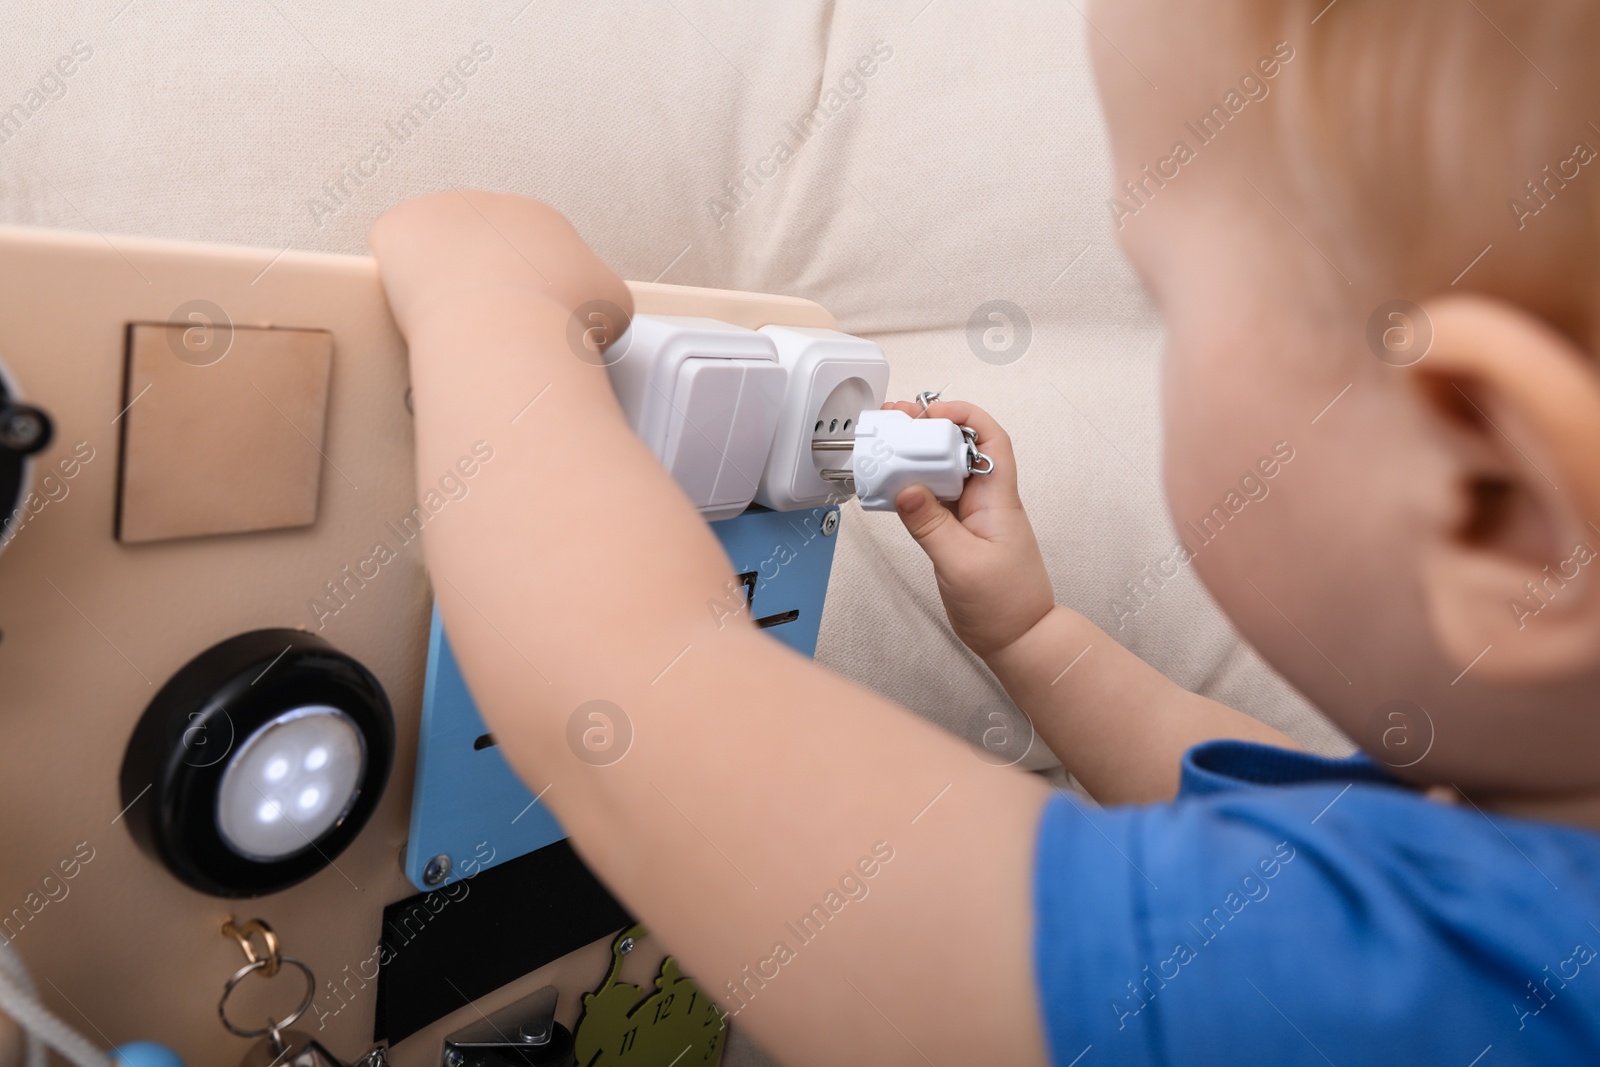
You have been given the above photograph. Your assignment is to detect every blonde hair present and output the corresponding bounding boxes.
[1255,0,1600,344]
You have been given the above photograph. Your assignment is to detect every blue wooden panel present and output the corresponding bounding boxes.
[403,505,841,890]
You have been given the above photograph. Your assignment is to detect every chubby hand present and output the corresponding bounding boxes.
[369,190,632,351]
[883,400,1054,658]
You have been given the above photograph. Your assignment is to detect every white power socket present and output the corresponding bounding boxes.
[753,325,890,512]
[850,409,970,511]
[605,315,786,521]
[603,317,976,521]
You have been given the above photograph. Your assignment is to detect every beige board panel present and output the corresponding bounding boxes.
[118,324,334,544]
[0,224,832,1066]
[628,280,836,331]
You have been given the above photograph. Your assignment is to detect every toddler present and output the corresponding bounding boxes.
[368,1,1600,1061]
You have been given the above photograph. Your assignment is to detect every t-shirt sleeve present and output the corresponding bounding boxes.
[1031,782,1600,1066]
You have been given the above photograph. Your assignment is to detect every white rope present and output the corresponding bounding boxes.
[0,946,113,1067]
[0,946,43,1067]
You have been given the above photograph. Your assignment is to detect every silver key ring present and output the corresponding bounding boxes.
[218,955,315,1039]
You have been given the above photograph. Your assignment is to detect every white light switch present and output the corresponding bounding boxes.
[660,358,785,515]
[606,316,785,521]
[661,358,736,507]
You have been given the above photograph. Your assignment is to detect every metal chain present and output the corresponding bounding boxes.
[917,388,995,476]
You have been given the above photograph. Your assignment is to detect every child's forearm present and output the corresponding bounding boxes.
[983,605,1301,804]
[371,193,1053,1067]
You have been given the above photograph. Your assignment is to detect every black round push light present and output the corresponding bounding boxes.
[0,367,54,543]
[120,629,394,897]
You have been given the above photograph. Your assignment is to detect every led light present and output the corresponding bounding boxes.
[121,629,395,897]
[216,705,366,862]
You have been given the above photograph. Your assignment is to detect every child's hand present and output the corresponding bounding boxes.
[369,190,633,352]
[884,399,1054,659]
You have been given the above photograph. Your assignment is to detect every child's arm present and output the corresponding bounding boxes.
[887,399,1300,806]
[369,192,1053,1067]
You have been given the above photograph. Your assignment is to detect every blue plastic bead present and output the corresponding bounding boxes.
[112,1042,185,1067]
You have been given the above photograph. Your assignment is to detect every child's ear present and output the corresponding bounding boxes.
[1411,295,1600,684]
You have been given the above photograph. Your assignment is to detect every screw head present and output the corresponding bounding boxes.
[618,936,635,955]
[0,404,51,454]
[820,510,839,537]
[422,853,452,887]
[517,1019,553,1046]
[442,1047,466,1067]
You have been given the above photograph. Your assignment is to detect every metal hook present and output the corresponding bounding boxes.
[917,392,997,476]
[222,918,282,979]
[961,426,995,476]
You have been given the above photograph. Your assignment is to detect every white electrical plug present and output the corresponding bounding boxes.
[847,409,990,511]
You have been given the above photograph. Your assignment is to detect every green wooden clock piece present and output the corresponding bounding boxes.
[572,925,727,1067]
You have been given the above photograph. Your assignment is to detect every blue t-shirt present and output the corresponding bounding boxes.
[1034,741,1600,1065]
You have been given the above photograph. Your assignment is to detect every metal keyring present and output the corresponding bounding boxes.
[217,955,315,1039]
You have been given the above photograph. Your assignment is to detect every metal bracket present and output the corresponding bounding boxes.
[442,986,572,1067]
